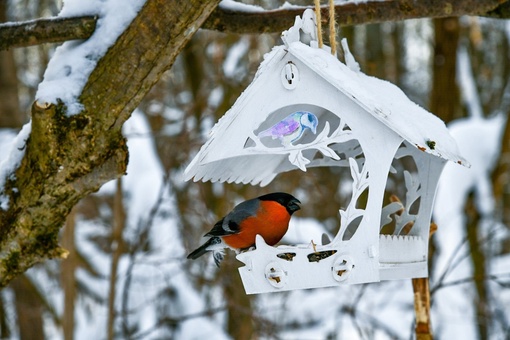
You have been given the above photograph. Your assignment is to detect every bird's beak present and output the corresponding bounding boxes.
[311,125,317,134]
[289,198,301,213]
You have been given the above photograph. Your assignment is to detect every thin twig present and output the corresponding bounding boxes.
[120,173,171,338]
[130,307,227,340]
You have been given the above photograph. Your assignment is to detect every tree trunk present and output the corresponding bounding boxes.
[62,207,77,340]
[11,275,45,340]
[223,258,254,339]
[0,1,23,128]
[429,17,462,123]
[365,24,385,78]
[465,192,489,340]
[492,90,510,227]
[107,179,126,340]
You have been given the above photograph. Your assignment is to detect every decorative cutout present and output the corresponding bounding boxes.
[332,255,355,282]
[379,235,426,263]
[281,62,299,90]
[257,111,318,146]
[265,262,286,288]
[380,143,423,236]
[307,250,337,262]
[248,112,355,172]
[336,158,369,243]
[277,252,297,261]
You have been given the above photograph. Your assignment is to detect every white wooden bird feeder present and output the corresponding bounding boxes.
[184,9,469,294]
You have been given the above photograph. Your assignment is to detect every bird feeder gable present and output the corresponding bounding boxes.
[185,36,469,184]
[184,9,469,294]
[284,41,469,168]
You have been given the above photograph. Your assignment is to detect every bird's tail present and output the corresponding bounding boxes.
[257,128,274,139]
[187,237,222,261]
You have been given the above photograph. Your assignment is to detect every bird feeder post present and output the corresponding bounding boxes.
[184,9,468,294]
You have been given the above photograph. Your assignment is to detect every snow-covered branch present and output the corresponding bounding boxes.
[204,0,506,33]
[0,0,507,50]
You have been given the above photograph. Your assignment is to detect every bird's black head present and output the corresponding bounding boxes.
[259,192,301,215]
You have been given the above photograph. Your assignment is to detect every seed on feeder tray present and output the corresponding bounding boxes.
[307,250,338,262]
[277,252,297,261]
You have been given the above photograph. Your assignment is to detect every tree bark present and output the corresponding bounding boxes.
[492,111,510,226]
[62,207,77,340]
[429,17,462,123]
[465,192,489,340]
[107,179,126,340]
[0,0,221,288]
[204,0,506,33]
[0,1,23,127]
[0,16,96,51]
[364,24,385,78]
[11,275,45,340]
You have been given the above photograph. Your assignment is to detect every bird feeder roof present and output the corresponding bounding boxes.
[185,18,468,187]
[285,41,468,165]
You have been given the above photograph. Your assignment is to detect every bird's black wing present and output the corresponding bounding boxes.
[204,218,240,237]
[204,198,260,237]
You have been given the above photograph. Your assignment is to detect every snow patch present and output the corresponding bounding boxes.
[36,0,146,115]
[0,123,32,210]
[219,0,264,12]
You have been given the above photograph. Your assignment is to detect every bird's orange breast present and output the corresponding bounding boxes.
[222,201,290,249]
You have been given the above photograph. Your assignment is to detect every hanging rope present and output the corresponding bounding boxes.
[329,0,337,55]
[315,0,337,55]
[314,0,323,48]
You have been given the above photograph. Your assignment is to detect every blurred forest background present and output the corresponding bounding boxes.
[1,0,510,339]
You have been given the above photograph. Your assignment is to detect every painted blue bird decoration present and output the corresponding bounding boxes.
[257,111,319,146]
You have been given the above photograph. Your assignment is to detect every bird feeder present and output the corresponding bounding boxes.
[184,9,469,294]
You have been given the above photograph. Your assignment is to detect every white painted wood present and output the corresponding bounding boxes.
[184,9,468,294]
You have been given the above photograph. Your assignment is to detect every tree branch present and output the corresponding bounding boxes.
[203,0,508,33]
[0,0,221,287]
[1,0,507,51]
[0,16,96,50]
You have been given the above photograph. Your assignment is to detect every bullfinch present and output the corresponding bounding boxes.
[187,192,301,266]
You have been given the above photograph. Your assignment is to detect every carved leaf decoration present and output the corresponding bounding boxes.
[335,157,370,243]
[349,158,369,192]
[316,145,340,160]
[246,116,358,172]
[315,121,331,140]
[288,150,310,171]
[380,201,404,229]
[393,170,421,235]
